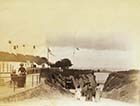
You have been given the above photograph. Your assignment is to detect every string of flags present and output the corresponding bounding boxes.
[12,45,36,50]
[9,41,37,50]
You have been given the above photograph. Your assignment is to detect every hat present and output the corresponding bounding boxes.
[20,63,24,66]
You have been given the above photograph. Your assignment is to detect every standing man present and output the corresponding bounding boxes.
[10,70,18,87]
[18,63,26,75]
[18,63,27,87]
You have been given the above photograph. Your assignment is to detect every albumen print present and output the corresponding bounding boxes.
[0,0,140,106]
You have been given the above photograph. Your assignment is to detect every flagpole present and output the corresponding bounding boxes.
[73,31,78,67]
[47,48,49,62]
[73,32,76,67]
[46,39,50,62]
[73,48,75,66]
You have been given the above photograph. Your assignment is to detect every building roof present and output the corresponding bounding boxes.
[0,51,49,65]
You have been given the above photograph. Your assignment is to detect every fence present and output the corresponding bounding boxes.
[31,74,40,87]
[0,73,40,93]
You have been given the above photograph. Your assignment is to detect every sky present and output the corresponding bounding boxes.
[0,0,140,70]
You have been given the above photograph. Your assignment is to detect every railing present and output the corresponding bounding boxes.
[31,74,40,87]
[0,74,41,92]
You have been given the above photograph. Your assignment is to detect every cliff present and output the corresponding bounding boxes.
[103,70,140,103]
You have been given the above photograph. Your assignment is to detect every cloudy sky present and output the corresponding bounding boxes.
[0,0,140,70]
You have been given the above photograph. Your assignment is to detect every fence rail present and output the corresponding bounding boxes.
[0,74,41,93]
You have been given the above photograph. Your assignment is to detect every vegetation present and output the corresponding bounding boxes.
[50,58,72,69]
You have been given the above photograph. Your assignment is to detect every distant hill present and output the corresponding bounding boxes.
[0,51,49,65]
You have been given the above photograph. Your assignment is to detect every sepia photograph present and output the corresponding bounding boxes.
[0,0,140,106]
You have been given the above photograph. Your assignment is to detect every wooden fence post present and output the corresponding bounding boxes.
[2,62,4,72]
[0,64,1,72]
[32,75,34,87]
[7,63,8,73]
[13,81,16,92]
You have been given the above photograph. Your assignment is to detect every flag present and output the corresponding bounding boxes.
[76,48,80,50]
[73,47,80,55]
[48,48,55,56]
[33,45,36,49]
[8,40,12,44]
[47,48,51,53]
[13,45,16,50]
[23,44,25,47]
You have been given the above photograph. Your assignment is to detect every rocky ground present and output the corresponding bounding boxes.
[0,82,139,106]
[0,70,139,106]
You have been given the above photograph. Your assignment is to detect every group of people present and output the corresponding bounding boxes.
[10,63,27,87]
[75,81,102,102]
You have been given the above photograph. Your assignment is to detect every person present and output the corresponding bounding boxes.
[95,83,102,102]
[85,82,93,101]
[75,85,82,100]
[91,71,97,99]
[81,83,88,96]
[18,63,27,87]
[18,63,26,75]
[10,70,18,87]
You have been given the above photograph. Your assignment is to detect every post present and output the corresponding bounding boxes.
[73,49,75,66]
[2,62,4,72]
[47,50,49,62]
[36,75,38,85]
[10,64,12,72]
[7,63,8,72]
[0,64,1,73]
[38,75,39,84]
[39,74,41,83]
[32,75,34,87]
[13,81,16,92]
